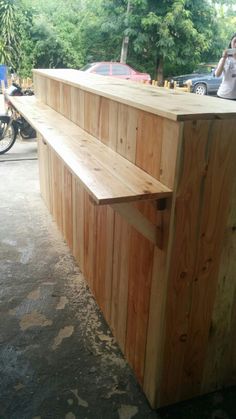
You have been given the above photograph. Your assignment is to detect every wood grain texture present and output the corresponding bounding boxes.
[34,74,47,103]
[70,86,85,129]
[83,192,96,289]
[93,205,114,321]
[33,69,236,121]
[10,96,172,205]
[117,104,138,162]
[201,123,236,392]
[72,178,85,272]
[136,111,163,179]
[33,70,236,409]
[158,120,212,406]
[178,119,236,401]
[84,92,100,138]
[60,83,71,119]
[143,246,168,407]
[110,213,131,352]
[50,150,63,232]
[46,79,60,111]
[159,119,236,406]
[125,228,154,384]
[62,165,73,250]
[160,119,181,189]
[37,135,51,210]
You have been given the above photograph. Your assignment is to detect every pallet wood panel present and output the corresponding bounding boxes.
[32,69,236,409]
[62,165,73,250]
[158,119,236,407]
[143,246,168,407]
[179,119,236,401]
[93,205,114,321]
[50,151,63,232]
[136,111,163,179]
[11,96,171,206]
[160,119,181,189]
[117,104,138,163]
[125,229,154,384]
[72,178,85,273]
[201,128,236,392]
[83,192,96,289]
[70,86,85,129]
[46,79,60,111]
[33,69,236,121]
[37,135,51,210]
[110,213,131,352]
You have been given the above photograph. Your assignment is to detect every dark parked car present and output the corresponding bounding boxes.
[80,62,151,83]
[172,64,222,95]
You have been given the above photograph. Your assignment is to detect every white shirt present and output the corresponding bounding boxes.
[217,57,236,99]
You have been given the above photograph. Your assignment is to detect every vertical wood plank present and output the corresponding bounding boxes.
[110,213,131,352]
[117,104,138,162]
[159,120,212,406]
[60,83,71,119]
[159,119,236,406]
[62,165,73,250]
[34,75,47,103]
[50,151,63,232]
[72,179,85,272]
[84,92,100,138]
[136,111,163,179]
[93,205,115,322]
[180,119,236,399]
[47,79,60,112]
[160,119,181,189]
[98,98,118,151]
[143,246,168,407]
[201,166,236,390]
[71,87,85,129]
[125,229,154,384]
[83,192,96,289]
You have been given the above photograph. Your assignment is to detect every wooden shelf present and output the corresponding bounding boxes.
[11,96,172,205]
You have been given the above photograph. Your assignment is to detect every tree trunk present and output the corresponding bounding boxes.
[120,36,129,64]
[156,57,164,85]
[120,0,131,64]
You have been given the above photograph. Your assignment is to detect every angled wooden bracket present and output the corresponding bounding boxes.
[111,199,168,248]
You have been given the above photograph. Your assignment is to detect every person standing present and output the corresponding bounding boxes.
[215,33,236,100]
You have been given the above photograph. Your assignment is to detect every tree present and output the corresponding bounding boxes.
[138,0,219,82]
[0,0,22,67]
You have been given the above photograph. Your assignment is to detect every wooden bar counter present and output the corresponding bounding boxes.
[11,69,236,408]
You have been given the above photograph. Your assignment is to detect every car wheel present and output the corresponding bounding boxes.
[193,83,207,95]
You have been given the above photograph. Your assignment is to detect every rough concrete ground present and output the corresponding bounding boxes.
[0,97,236,419]
[0,140,160,419]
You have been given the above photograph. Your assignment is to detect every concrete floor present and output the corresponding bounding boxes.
[0,139,160,419]
[0,104,236,419]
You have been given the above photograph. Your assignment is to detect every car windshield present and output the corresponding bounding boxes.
[80,63,96,71]
[193,64,216,74]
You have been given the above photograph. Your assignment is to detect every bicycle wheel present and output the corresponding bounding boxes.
[0,117,18,155]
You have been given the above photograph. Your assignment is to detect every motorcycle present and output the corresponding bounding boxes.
[0,83,36,155]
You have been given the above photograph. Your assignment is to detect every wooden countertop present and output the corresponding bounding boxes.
[33,68,236,122]
[11,95,171,205]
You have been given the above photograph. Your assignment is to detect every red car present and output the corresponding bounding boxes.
[80,62,151,83]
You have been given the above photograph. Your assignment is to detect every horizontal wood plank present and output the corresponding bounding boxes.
[10,96,172,205]
[33,69,236,122]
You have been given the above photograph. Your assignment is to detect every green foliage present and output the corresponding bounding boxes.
[0,0,21,67]
[0,0,236,79]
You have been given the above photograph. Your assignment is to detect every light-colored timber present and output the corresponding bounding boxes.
[34,68,236,121]
[10,95,171,206]
[16,69,236,409]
